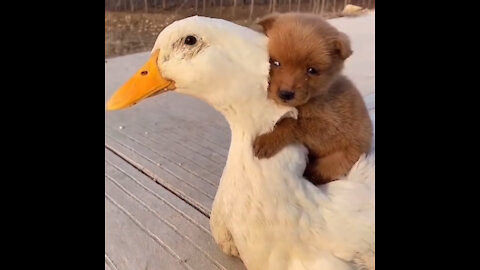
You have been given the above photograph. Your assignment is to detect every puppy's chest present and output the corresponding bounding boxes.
[296,104,332,128]
[295,104,344,148]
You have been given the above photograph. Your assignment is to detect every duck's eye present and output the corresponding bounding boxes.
[307,67,319,75]
[270,59,281,67]
[184,35,197,46]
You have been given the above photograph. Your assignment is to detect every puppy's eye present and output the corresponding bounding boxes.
[307,67,319,75]
[184,35,197,45]
[270,59,281,67]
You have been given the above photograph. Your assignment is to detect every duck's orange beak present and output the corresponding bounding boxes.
[106,49,176,111]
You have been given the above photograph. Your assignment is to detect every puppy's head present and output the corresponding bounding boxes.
[258,13,352,107]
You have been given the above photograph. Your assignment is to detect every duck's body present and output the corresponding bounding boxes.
[107,16,375,270]
[211,81,375,270]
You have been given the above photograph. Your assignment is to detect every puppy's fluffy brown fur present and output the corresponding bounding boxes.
[253,13,372,185]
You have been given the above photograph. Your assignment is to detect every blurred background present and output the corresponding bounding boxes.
[105,0,375,58]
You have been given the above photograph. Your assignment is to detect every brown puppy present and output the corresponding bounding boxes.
[253,12,372,185]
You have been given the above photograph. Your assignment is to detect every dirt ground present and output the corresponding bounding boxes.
[105,4,351,58]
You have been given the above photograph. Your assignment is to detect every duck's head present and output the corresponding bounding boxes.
[106,16,270,111]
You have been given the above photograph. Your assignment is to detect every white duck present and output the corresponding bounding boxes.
[106,16,375,270]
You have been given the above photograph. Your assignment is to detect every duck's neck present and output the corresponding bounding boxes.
[204,83,332,214]
[212,89,297,139]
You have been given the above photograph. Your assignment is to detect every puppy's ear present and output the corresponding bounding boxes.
[334,32,353,59]
[257,13,280,33]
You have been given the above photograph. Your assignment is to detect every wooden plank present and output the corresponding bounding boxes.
[105,149,245,270]
[138,123,228,164]
[106,124,222,188]
[105,95,230,155]
[105,254,118,270]
[106,148,211,233]
[106,182,218,269]
[106,135,214,215]
[106,121,225,178]
[105,196,186,270]
[166,126,229,158]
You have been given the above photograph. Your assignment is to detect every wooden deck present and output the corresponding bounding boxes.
[105,12,375,270]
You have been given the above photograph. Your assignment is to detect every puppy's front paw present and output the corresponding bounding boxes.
[253,133,282,159]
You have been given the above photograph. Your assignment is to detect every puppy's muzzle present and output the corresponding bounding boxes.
[278,90,295,101]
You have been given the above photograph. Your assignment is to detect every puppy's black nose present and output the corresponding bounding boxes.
[278,90,295,101]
